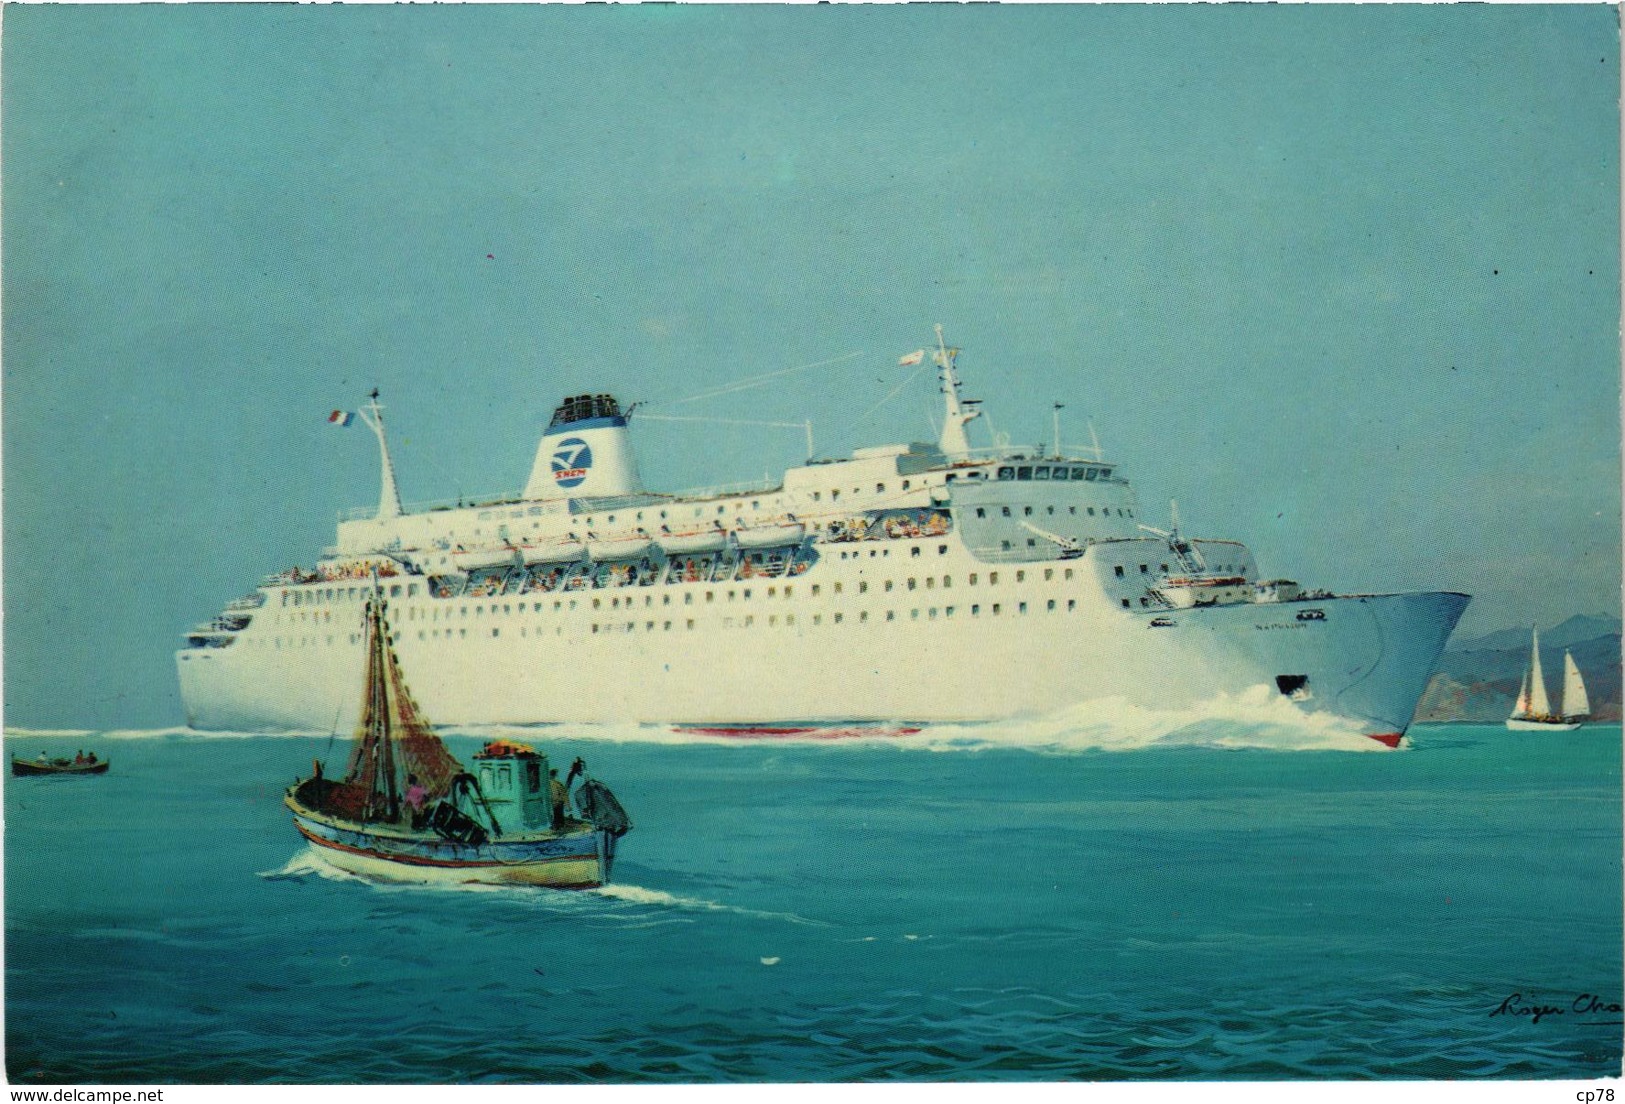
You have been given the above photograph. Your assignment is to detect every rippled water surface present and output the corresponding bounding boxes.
[5,719,1621,1082]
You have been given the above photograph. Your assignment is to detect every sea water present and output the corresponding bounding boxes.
[5,710,1621,1083]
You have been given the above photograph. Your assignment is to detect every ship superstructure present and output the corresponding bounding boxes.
[178,330,1468,746]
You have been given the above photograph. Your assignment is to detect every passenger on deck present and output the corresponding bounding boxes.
[75,750,85,765]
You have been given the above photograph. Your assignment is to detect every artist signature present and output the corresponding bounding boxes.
[1490,993,1623,1025]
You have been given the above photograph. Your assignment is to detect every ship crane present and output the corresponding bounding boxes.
[1020,522,1086,559]
[1137,500,1207,576]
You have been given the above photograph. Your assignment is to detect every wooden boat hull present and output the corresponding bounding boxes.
[11,757,109,777]
[285,790,616,888]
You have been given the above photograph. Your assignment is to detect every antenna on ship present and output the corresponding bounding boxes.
[357,389,404,521]
[1052,403,1064,460]
[933,324,980,461]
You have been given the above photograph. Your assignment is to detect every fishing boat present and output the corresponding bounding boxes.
[284,590,631,887]
[1506,627,1590,731]
[11,754,108,777]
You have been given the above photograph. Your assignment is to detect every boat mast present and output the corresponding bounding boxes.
[933,325,979,461]
[357,390,404,522]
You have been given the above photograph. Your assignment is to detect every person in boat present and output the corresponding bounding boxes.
[404,774,428,828]
[75,750,85,765]
[86,752,97,765]
[549,769,569,830]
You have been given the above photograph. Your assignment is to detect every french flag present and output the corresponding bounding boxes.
[327,410,355,427]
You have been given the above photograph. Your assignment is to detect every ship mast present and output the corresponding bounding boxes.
[357,390,404,522]
[933,324,980,461]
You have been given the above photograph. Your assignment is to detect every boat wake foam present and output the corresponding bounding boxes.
[262,848,823,924]
[451,686,1383,753]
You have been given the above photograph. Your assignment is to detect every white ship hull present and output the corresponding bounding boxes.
[1505,718,1584,732]
[179,351,1469,746]
[179,566,1465,744]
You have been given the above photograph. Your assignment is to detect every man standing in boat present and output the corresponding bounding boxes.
[549,769,569,830]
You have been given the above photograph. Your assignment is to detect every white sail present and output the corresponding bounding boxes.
[1561,651,1590,719]
[1512,668,1531,718]
[1527,627,1551,718]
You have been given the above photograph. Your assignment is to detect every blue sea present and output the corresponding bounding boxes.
[5,714,1621,1084]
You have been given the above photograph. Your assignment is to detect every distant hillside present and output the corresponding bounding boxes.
[1448,614,1622,654]
[1416,616,1621,723]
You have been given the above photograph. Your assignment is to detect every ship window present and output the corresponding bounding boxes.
[664,621,672,630]
[976,508,986,518]
[834,612,843,624]
[886,611,895,621]
[1016,570,1025,582]
[1023,507,1033,517]
[608,515,616,523]
[685,594,693,605]
[884,581,894,592]
[859,582,869,594]
[831,490,840,501]
[1044,569,1054,581]
[1140,596,1150,607]
[926,578,935,590]
[1065,569,1074,580]
[492,628,500,637]
[902,480,911,490]
[908,578,917,590]
[706,591,715,602]
[1017,467,1032,480]
[770,615,778,626]
[811,585,821,596]
[1047,599,1056,611]
[1140,564,1148,574]
[1001,541,1011,551]
[911,609,920,620]
[992,604,1001,615]
[460,628,467,637]
[1034,467,1050,481]
[408,584,418,597]
[1087,507,1096,516]
[812,493,821,502]
[989,572,999,585]
[876,484,886,494]
[786,614,795,626]
[1114,565,1124,577]
[686,619,695,629]
[860,611,868,622]
[592,624,599,634]
[1028,539,1037,547]
[1068,599,1076,611]
[911,547,921,558]
[1084,470,1098,482]
[592,598,601,610]
[833,582,842,594]
[1001,507,1011,518]
[998,467,1014,480]
[1047,507,1055,516]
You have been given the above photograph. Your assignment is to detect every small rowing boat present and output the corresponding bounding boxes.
[12,755,109,777]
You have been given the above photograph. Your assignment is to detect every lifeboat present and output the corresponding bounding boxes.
[586,531,653,562]
[658,525,728,556]
[521,539,586,565]
[454,546,521,572]
[733,521,806,550]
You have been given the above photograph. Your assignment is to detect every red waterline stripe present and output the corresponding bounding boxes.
[679,726,923,740]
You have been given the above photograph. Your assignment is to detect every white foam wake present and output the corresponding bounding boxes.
[448,686,1385,754]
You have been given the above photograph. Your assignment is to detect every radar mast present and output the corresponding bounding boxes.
[357,390,403,521]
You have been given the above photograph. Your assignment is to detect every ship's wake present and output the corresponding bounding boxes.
[455,685,1386,754]
[260,848,823,924]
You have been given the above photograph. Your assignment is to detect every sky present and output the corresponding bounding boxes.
[3,4,1619,729]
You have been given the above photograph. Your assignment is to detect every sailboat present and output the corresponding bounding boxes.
[285,590,631,886]
[1506,627,1590,732]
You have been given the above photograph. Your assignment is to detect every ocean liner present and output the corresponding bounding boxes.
[178,329,1468,747]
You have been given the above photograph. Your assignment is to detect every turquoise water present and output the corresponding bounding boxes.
[5,723,1621,1083]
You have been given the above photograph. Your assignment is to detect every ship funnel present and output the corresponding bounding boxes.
[522,394,645,501]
